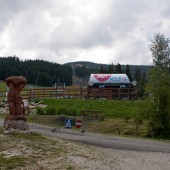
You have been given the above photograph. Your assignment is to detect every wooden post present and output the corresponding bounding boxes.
[80,86,82,99]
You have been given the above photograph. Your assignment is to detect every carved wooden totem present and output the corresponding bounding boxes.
[4,76,28,131]
[6,76,27,116]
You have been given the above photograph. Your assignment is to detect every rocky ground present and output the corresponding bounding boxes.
[0,129,170,170]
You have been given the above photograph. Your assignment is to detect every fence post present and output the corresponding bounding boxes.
[80,86,82,99]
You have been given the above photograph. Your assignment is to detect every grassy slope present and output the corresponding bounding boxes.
[44,98,135,117]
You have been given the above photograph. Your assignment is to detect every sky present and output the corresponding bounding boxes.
[0,0,170,65]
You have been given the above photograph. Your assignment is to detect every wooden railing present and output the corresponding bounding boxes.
[0,87,137,102]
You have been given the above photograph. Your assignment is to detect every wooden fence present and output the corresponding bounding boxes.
[0,87,137,102]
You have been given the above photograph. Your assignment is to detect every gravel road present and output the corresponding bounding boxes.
[31,126,170,153]
[1,119,170,153]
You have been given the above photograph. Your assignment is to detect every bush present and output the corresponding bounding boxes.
[36,107,45,115]
[46,107,56,115]
[69,109,77,116]
[58,108,69,115]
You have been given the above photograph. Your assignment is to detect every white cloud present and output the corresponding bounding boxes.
[0,0,170,65]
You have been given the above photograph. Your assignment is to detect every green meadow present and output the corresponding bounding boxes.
[44,98,136,118]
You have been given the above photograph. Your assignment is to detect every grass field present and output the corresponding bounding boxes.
[41,99,149,137]
[27,98,147,137]
[44,98,136,118]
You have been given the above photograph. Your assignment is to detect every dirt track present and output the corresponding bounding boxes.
[29,123,170,153]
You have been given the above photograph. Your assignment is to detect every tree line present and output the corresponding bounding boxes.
[0,57,72,86]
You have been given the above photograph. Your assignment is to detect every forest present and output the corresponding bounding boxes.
[0,57,72,86]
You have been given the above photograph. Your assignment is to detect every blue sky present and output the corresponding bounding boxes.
[0,0,170,65]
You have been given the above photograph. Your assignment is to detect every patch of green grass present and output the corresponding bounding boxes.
[44,99,135,118]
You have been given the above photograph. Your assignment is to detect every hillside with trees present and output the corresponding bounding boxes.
[0,57,72,86]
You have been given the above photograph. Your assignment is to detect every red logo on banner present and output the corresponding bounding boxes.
[94,74,111,82]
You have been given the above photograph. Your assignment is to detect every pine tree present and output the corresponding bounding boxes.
[115,63,122,73]
[134,66,141,84]
[125,64,132,81]
[107,63,114,73]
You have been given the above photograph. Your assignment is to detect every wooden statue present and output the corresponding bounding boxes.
[6,76,26,116]
[4,76,28,131]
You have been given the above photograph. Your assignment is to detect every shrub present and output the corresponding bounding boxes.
[46,107,56,115]
[58,108,68,115]
[69,109,77,116]
[36,107,45,115]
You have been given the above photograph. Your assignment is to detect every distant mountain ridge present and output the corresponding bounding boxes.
[65,61,107,69]
[65,61,152,75]
[65,61,152,86]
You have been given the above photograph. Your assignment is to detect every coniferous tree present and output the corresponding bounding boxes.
[99,65,105,73]
[0,56,72,86]
[125,64,132,81]
[134,66,141,84]
[138,72,147,97]
[107,63,114,73]
[115,63,122,73]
